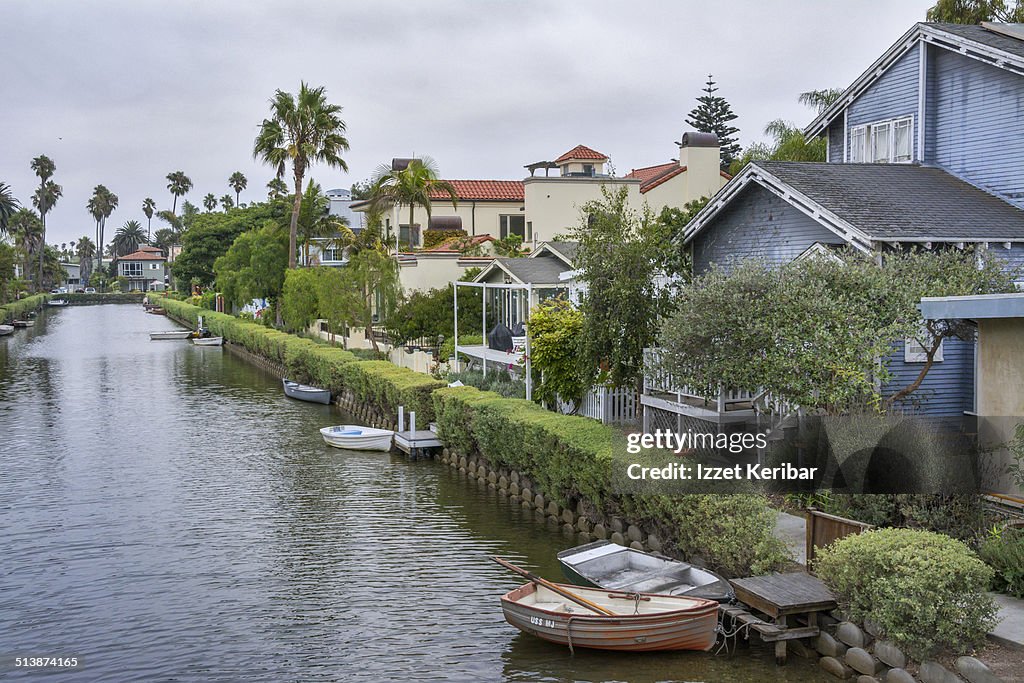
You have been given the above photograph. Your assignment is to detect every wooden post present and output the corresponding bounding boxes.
[775,615,788,665]
[398,406,405,433]
[453,283,459,373]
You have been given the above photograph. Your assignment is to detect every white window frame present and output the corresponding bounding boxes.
[848,116,913,164]
[893,117,912,162]
[121,262,143,278]
[870,120,892,163]
[904,336,943,363]
[850,125,867,163]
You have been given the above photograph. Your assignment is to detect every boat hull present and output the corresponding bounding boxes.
[0,325,13,336]
[150,331,193,340]
[12,320,35,328]
[500,582,718,652]
[283,379,331,404]
[557,540,735,604]
[46,300,68,307]
[319,426,394,451]
[192,336,223,346]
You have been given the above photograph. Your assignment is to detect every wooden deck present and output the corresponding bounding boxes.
[727,572,837,664]
[394,430,442,459]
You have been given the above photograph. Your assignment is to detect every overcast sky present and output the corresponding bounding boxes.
[1,0,934,246]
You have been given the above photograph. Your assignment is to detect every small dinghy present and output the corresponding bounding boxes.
[192,336,223,346]
[144,307,166,315]
[46,299,69,307]
[283,378,331,405]
[557,540,735,604]
[494,557,719,652]
[319,425,394,451]
[0,324,13,336]
[12,320,35,328]
[149,330,194,340]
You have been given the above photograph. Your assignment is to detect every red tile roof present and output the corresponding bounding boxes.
[427,180,524,202]
[118,249,165,261]
[626,162,733,193]
[425,234,495,252]
[139,245,163,252]
[554,145,609,164]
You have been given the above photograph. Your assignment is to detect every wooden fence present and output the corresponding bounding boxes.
[805,508,873,568]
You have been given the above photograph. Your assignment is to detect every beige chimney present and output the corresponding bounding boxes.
[678,132,722,202]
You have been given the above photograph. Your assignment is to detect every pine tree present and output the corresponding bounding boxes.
[685,74,741,167]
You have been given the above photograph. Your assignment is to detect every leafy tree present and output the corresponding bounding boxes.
[343,248,400,352]
[280,267,325,331]
[297,180,352,264]
[166,171,192,215]
[572,186,674,390]
[142,197,156,239]
[156,209,183,233]
[686,75,741,167]
[0,242,17,301]
[657,199,705,278]
[253,82,350,269]
[492,233,525,257]
[76,236,96,284]
[150,228,176,254]
[30,155,61,291]
[926,0,1024,22]
[0,181,20,235]
[368,156,456,250]
[8,208,43,282]
[113,219,147,256]
[214,220,289,308]
[529,297,587,409]
[203,193,217,212]
[220,194,234,211]
[229,171,247,206]
[172,202,281,290]
[384,284,482,347]
[729,120,827,175]
[350,177,373,200]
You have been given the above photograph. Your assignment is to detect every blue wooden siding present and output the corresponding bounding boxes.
[827,122,844,163]
[988,242,1024,280]
[881,337,974,417]
[847,43,920,161]
[691,184,846,274]
[927,49,1024,208]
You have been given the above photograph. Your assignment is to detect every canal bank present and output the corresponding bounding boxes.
[0,304,827,681]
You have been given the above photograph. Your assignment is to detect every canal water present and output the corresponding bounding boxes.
[0,305,825,681]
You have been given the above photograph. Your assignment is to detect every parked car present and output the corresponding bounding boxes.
[84,287,97,294]
[50,288,60,294]
[75,288,85,293]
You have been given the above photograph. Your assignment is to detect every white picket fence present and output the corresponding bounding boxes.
[559,386,637,425]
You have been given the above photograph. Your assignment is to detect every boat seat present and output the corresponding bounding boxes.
[532,601,569,612]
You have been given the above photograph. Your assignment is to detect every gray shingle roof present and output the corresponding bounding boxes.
[493,257,568,284]
[544,240,579,264]
[928,22,1024,61]
[755,161,1024,241]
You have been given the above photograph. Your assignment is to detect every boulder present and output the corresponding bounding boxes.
[815,632,849,659]
[837,622,869,649]
[920,660,962,683]
[626,525,644,543]
[885,670,916,683]
[954,656,1001,683]
[646,534,662,552]
[845,647,882,675]
[873,641,906,670]
[592,524,608,540]
[819,656,854,679]
[610,532,626,546]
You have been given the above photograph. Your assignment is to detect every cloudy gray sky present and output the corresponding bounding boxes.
[2,0,934,246]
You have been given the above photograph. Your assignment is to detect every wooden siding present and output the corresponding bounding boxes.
[927,48,1024,208]
[827,122,844,163]
[691,184,845,274]
[847,43,920,161]
[881,336,974,417]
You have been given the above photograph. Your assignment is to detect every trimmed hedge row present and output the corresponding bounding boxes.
[154,296,444,419]
[66,292,146,304]
[432,385,788,577]
[0,294,51,321]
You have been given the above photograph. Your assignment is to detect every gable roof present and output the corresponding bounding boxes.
[806,22,1024,139]
[625,161,732,194]
[538,240,579,265]
[683,161,1024,249]
[117,249,166,261]
[473,256,570,285]
[554,145,609,164]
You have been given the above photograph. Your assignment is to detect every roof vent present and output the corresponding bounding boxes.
[680,132,719,148]
[980,22,1024,42]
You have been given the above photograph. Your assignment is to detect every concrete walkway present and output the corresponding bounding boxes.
[772,510,1024,649]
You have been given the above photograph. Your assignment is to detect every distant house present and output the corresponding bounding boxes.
[116,246,168,291]
[397,234,496,292]
[649,21,1024,428]
[471,241,579,327]
[61,261,81,289]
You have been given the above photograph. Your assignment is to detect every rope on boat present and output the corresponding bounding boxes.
[713,613,753,656]
[566,616,577,656]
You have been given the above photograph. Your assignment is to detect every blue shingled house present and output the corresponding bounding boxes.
[644,22,1024,430]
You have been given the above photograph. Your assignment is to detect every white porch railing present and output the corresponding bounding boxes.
[558,386,637,425]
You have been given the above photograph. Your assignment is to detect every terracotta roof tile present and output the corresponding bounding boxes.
[117,249,165,261]
[427,180,524,201]
[625,162,677,184]
[554,145,609,164]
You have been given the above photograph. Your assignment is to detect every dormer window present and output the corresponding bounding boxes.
[849,116,912,163]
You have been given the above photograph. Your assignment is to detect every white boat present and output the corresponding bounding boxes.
[0,324,13,336]
[12,320,35,328]
[319,425,394,451]
[192,336,224,346]
[46,299,69,307]
[283,378,331,404]
[149,330,194,340]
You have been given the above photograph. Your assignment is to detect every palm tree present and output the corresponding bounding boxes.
[150,228,176,254]
[798,89,844,114]
[156,210,183,233]
[166,171,192,215]
[253,82,350,269]
[229,171,247,206]
[87,185,118,274]
[296,180,354,264]
[220,194,234,211]
[76,236,96,284]
[368,157,457,251]
[266,177,288,200]
[30,156,61,291]
[142,197,156,239]
[113,219,147,256]
[9,208,43,281]
[203,193,217,212]
[0,182,20,235]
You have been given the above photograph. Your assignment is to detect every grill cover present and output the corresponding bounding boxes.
[487,324,514,352]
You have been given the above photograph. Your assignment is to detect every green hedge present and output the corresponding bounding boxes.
[154,296,444,419]
[816,528,997,657]
[432,385,788,576]
[0,294,51,321]
[66,292,146,304]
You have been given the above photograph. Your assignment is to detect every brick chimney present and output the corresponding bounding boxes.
[678,132,721,202]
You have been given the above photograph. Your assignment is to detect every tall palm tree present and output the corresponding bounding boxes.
[0,182,20,236]
[266,177,288,200]
[798,88,844,114]
[87,185,118,274]
[166,171,192,215]
[368,157,457,251]
[142,197,156,239]
[150,228,176,254]
[220,194,234,211]
[76,236,96,285]
[203,193,217,212]
[31,156,60,291]
[9,208,43,281]
[295,180,354,264]
[113,219,147,256]
[253,82,350,269]
[228,171,247,206]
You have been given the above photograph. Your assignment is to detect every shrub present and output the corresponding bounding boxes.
[979,526,1024,598]
[422,228,467,250]
[0,293,50,321]
[447,369,525,398]
[438,334,483,363]
[816,528,997,657]
[818,494,987,542]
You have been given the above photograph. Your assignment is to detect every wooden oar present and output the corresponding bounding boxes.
[491,556,615,616]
